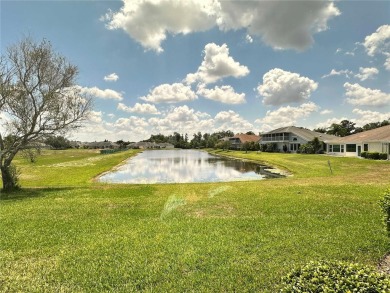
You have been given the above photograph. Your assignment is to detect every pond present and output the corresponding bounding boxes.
[97,149,284,184]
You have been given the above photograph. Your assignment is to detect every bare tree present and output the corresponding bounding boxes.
[0,37,92,192]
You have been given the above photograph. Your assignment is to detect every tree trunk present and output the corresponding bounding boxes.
[1,165,19,192]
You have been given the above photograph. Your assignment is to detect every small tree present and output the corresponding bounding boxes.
[0,37,92,192]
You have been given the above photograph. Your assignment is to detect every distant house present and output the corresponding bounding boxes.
[129,142,174,149]
[326,125,390,158]
[229,133,261,150]
[87,141,119,149]
[259,126,336,153]
[156,143,174,149]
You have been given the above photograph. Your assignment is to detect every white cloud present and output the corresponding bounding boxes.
[140,83,197,103]
[114,116,149,129]
[363,25,390,71]
[87,111,103,123]
[315,117,350,130]
[320,109,333,115]
[165,105,200,122]
[104,73,119,82]
[117,102,160,114]
[355,67,379,81]
[185,43,249,85]
[104,0,339,52]
[76,85,123,101]
[104,0,217,53]
[148,105,213,134]
[245,34,253,44]
[344,82,390,107]
[352,108,390,126]
[363,25,390,56]
[322,69,353,79]
[255,102,319,128]
[385,57,390,71]
[107,113,116,119]
[214,110,253,133]
[217,1,340,51]
[257,68,318,106]
[197,85,246,104]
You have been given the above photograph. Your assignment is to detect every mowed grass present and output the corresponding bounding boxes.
[0,149,389,292]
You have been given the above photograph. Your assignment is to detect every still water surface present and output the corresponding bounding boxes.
[98,149,283,184]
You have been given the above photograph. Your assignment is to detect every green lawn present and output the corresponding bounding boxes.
[1,149,389,292]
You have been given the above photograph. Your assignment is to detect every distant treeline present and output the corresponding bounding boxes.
[313,119,389,137]
[143,130,237,149]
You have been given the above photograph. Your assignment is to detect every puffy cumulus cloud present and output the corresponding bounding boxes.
[148,105,213,134]
[117,102,160,114]
[352,109,390,126]
[165,105,202,122]
[185,43,249,85]
[315,117,350,130]
[363,25,390,56]
[104,73,119,82]
[363,25,390,71]
[114,116,149,129]
[140,83,197,103]
[322,69,353,79]
[257,68,318,106]
[87,111,103,123]
[255,102,319,128]
[197,85,246,104]
[75,85,123,101]
[104,0,217,53]
[214,110,253,132]
[217,1,339,51]
[104,0,339,52]
[355,67,379,81]
[344,82,390,107]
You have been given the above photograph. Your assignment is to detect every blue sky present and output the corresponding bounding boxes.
[1,0,389,142]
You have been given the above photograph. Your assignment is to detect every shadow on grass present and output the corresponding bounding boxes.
[0,187,80,201]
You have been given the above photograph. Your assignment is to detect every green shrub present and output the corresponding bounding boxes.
[361,151,368,158]
[380,189,390,236]
[280,260,390,292]
[379,153,388,160]
[368,152,380,160]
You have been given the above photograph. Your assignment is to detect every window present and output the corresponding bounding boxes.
[346,144,356,152]
[329,144,344,153]
[363,144,368,152]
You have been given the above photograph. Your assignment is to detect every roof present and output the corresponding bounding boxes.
[262,126,336,142]
[231,134,261,143]
[328,125,390,143]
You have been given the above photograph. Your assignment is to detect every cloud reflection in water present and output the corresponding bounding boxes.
[98,150,282,184]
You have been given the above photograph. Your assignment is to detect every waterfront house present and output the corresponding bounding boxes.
[259,126,336,153]
[326,125,390,158]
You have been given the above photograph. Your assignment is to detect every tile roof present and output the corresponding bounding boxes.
[327,125,390,143]
[232,134,261,143]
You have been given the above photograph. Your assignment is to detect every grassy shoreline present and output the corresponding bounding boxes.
[1,149,389,292]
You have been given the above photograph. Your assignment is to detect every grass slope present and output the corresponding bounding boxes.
[0,149,389,292]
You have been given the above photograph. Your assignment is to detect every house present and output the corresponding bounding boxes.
[229,133,261,150]
[326,125,390,158]
[87,141,119,149]
[259,126,336,153]
[129,142,174,149]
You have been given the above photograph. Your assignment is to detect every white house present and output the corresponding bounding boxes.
[326,125,390,158]
[259,126,336,153]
